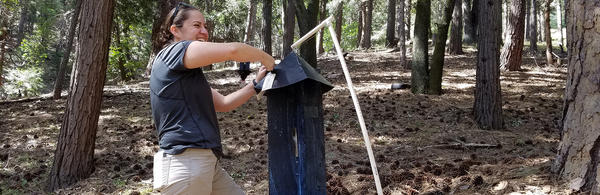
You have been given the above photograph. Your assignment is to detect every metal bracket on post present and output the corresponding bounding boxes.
[291,15,384,195]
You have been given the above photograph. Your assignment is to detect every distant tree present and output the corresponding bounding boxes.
[396,0,407,67]
[429,0,455,95]
[464,0,478,44]
[244,0,258,45]
[262,0,272,55]
[552,2,600,193]
[53,0,82,99]
[411,0,430,94]
[46,0,114,191]
[282,0,295,58]
[317,0,327,54]
[543,0,553,65]
[386,0,396,48]
[406,0,412,41]
[528,0,537,52]
[474,0,503,130]
[334,0,343,43]
[294,0,319,66]
[554,0,564,53]
[447,0,463,54]
[359,0,373,49]
[500,0,526,71]
[357,3,363,46]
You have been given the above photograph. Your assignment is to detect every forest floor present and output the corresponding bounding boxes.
[0,47,574,194]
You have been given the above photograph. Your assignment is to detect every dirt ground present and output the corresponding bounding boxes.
[0,48,573,194]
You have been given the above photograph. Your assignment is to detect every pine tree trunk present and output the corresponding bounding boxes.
[463,0,475,44]
[397,0,407,68]
[360,0,373,49]
[46,0,114,191]
[334,0,343,43]
[317,0,327,54]
[543,0,553,65]
[447,0,463,54]
[500,0,526,71]
[262,0,272,55]
[386,0,397,48]
[282,0,295,58]
[357,4,363,47]
[406,0,412,41]
[53,0,82,99]
[429,0,455,95]
[474,0,503,130]
[0,27,6,86]
[244,0,258,45]
[411,0,430,94]
[529,0,538,52]
[294,0,319,67]
[552,1,600,193]
[467,0,479,43]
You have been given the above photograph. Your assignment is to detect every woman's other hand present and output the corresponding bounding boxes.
[255,66,267,81]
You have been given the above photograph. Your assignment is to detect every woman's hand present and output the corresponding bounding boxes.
[255,66,267,81]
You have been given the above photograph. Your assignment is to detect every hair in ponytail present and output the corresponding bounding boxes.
[157,3,199,49]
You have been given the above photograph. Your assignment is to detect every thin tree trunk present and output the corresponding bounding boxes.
[360,0,373,49]
[474,0,503,130]
[411,0,430,94]
[53,0,82,99]
[555,0,563,53]
[429,0,455,95]
[543,0,553,65]
[0,27,6,86]
[469,0,479,43]
[294,0,319,67]
[500,0,526,71]
[386,0,397,48]
[397,0,407,68]
[316,0,327,54]
[406,0,412,41]
[282,0,295,58]
[244,0,258,45]
[448,0,463,54]
[262,0,272,55]
[46,0,114,191]
[463,0,474,44]
[357,4,363,47]
[529,0,538,52]
[334,0,343,44]
[552,1,600,193]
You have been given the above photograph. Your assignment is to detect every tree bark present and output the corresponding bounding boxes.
[552,1,600,193]
[447,0,463,54]
[397,0,407,68]
[462,0,474,44]
[360,0,373,49]
[294,0,319,67]
[244,0,258,45]
[466,0,479,44]
[262,0,272,55]
[406,0,412,41]
[411,0,430,94]
[543,0,553,65]
[528,0,538,52]
[386,0,397,48]
[334,0,343,44]
[0,25,6,87]
[282,0,295,58]
[53,0,82,99]
[474,0,503,130]
[500,0,526,71]
[357,3,363,47]
[46,0,114,191]
[429,0,455,95]
[316,0,327,54]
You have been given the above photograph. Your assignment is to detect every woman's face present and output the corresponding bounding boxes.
[172,10,209,42]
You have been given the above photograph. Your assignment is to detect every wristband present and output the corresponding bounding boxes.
[252,79,262,94]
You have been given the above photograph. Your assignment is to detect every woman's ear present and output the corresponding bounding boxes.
[169,25,178,37]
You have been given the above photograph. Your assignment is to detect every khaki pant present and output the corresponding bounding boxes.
[153,148,244,195]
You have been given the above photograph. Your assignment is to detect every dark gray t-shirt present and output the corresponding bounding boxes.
[150,41,221,155]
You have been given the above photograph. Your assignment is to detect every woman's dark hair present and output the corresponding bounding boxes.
[158,2,199,48]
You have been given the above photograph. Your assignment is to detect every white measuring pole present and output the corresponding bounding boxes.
[291,16,383,195]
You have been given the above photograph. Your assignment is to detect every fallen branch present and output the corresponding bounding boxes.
[419,142,501,150]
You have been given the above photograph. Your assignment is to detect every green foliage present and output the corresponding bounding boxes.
[323,22,358,52]
[2,66,44,97]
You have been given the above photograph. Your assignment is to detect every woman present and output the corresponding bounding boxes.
[150,2,275,194]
